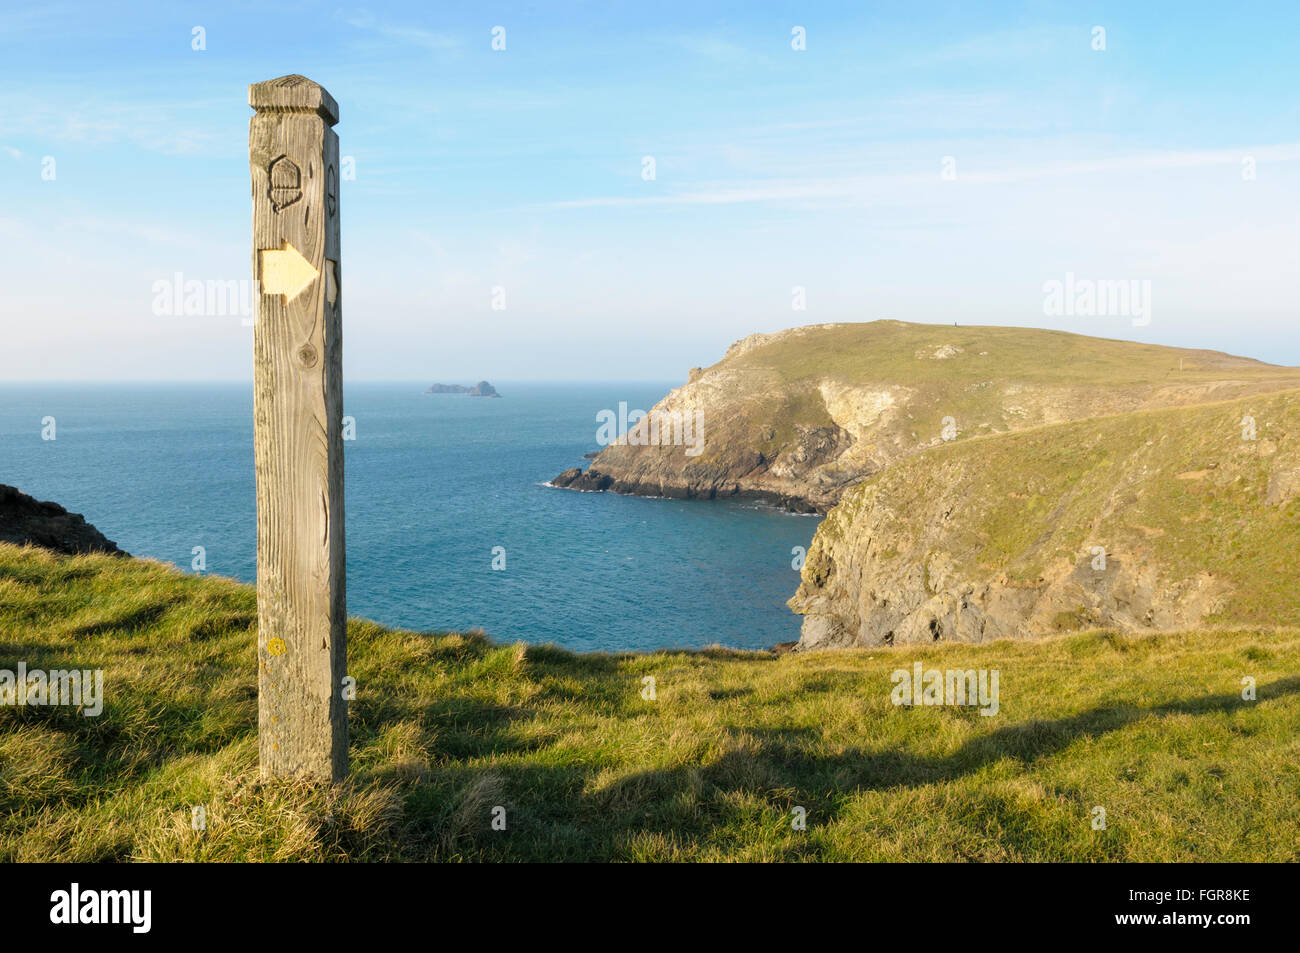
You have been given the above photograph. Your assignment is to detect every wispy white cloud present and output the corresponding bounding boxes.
[916,24,1080,65]
[957,143,1300,183]
[668,33,755,64]
[0,96,227,156]
[76,215,205,248]
[0,210,207,249]
[344,11,461,51]
[551,143,1300,209]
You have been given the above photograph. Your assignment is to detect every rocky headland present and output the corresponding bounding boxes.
[552,320,1300,647]
[553,321,1300,515]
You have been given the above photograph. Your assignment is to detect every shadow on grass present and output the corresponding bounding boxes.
[393,675,1300,860]
[69,600,175,637]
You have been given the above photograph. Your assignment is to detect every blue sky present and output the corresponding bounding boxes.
[2,0,1298,380]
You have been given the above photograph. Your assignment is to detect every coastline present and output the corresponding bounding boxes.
[549,465,834,515]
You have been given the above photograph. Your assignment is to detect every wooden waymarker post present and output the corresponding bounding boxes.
[249,74,347,781]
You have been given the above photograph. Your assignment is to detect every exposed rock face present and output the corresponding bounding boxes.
[0,485,127,556]
[789,390,1300,647]
[426,381,501,397]
[552,321,1300,514]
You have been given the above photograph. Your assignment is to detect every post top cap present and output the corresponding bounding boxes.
[249,74,339,125]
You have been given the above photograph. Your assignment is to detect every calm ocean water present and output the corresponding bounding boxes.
[0,383,819,652]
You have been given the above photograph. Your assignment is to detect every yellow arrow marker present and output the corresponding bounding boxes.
[260,242,319,302]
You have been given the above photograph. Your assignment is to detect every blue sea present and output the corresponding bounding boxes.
[0,383,819,652]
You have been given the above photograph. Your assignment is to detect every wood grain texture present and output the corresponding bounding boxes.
[249,75,347,781]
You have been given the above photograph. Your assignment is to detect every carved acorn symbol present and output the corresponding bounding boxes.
[268,155,302,212]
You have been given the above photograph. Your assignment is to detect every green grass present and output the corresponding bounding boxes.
[2,542,1297,861]
[734,320,1300,388]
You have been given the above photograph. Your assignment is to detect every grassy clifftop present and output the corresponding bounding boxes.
[557,321,1300,513]
[2,542,1297,861]
[725,320,1294,387]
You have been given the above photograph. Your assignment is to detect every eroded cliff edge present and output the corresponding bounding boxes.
[789,389,1300,648]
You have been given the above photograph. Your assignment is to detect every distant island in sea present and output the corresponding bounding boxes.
[425,380,501,397]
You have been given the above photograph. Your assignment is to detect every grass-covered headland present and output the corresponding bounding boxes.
[1,541,1296,862]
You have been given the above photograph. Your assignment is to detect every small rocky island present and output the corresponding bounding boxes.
[425,381,501,397]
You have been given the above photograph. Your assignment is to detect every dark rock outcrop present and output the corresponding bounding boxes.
[0,485,127,556]
[551,464,823,513]
[552,467,612,491]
